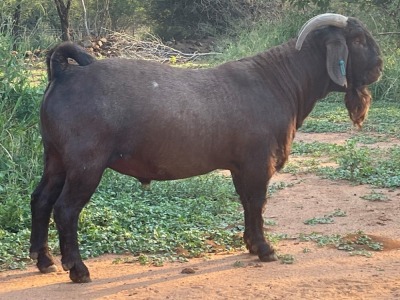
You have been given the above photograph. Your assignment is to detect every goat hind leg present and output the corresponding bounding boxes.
[30,153,65,273]
[53,165,104,283]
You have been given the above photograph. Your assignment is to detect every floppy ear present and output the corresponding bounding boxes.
[326,36,348,88]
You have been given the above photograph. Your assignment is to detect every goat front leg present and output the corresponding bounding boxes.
[232,167,277,262]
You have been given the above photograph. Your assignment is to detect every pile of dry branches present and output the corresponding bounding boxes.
[84,30,220,63]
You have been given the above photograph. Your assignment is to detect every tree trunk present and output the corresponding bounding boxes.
[80,0,91,37]
[54,0,72,41]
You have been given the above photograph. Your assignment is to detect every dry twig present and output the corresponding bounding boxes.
[91,29,221,63]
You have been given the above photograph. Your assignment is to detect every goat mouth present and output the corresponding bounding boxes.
[364,67,383,85]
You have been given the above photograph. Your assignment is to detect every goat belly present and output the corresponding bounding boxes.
[107,155,216,181]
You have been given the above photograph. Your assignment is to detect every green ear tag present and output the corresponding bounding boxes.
[339,59,346,76]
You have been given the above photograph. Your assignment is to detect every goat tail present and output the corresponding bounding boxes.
[46,42,96,81]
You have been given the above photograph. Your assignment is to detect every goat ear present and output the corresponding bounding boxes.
[326,38,348,88]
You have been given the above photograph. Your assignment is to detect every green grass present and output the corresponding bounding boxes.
[299,95,400,136]
[319,142,400,188]
[281,94,400,188]
[211,11,308,65]
[303,209,347,226]
[1,171,246,270]
[360,190,389,202]
[299,231,383,258]
[78,172,245,259]
[286,139,400,188]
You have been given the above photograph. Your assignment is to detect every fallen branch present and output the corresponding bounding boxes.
[87,29,221,63]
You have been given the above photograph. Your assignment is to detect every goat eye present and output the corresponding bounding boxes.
[353,39,363,46]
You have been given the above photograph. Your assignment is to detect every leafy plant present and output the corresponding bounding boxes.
[299,233,342,247]
[334,140,372,181]
[304,216,335,225]
[233,260,245,268]
[360,190,389,202]
[264,218,277,226]
[278,254,295,264]
[337,231,383,254]
[349,250,372,257]
[266,233,294,244]
[300,231,383,257]
[329,208,347,218]
[320,144,400,188]
[304,209,346,225]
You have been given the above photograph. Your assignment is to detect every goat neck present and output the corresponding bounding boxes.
[253,39,335,129]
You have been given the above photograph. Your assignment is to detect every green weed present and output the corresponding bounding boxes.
[360,190,389,202]
[337,231,383,254]
[233,260,246,268]
[264,218,277,226]
[304,216,335,225]
[299,233,343,247]
[304,209,347,225]
[320,143,400,188]
[77,171,244,259]
[349,250,372,257]
[266,233,294,244]
[278,254,295,264]
[300,231,383,257]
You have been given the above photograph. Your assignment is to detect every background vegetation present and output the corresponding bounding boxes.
[1,0,399,270]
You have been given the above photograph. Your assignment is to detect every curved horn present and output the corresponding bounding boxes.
[295,13,348,50]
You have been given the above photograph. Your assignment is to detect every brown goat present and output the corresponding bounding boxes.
[30,14,383,283]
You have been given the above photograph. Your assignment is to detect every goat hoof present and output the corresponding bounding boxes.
[70,272,92,283]
[69,263,91,283]
[259,252,278,262]
[40,264,58,273]
[29,252,39,260]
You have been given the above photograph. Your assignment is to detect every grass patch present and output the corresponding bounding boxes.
[304,216,335,225]
[299,231,383,257]
[78,172,245,259]
[298,95,400,137]
[291,141,341,157]
[303,209,346,226]
[1,172,246,271]
[278,254,295,264]
[0,169,297,271]
[360,190,389,202]
[319,142,400,188]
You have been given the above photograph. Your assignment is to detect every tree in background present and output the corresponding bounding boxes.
[1,0,399,44]
[286,0,400,28]
[80,0,90,37]
[54,0,71,41]
[144,0,279,40]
